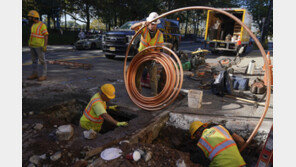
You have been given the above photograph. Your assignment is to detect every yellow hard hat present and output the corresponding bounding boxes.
[101,84,115,99]
[28,10,40,19]
[189,121,204,139]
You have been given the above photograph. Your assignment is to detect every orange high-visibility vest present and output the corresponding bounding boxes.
[29,21,48,47]
[83,98,105,124]
[197,125,246,167]
[138,27,163,52]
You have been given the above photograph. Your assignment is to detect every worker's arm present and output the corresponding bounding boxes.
[131,21,148,31]
[101,113,118,125]
[93,102,128,126]
[101,113,128,127]
[225,127,245,149]
[42,35,48,52]
[41,24,49,52]
[93,103,117,125]
[231,133,245,149]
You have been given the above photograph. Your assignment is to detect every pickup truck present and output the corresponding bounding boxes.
[102,19,181,59]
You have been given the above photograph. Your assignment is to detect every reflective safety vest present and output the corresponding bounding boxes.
[138,27,164,52]
[197,125,246,167]
[29,21,48,48]
[83,97,105,124]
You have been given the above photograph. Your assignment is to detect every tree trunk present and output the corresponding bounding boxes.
[86,4,90,31]
[185,11,189,36]
[53,16,56,29]
[64,11,67,29]
[47,14,51,30]
[261,0,273,44]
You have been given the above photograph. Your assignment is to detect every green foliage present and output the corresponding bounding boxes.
[243,0,273,36]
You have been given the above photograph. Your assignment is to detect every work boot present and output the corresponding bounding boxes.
[27,74,38,80]
[38,76,47,81]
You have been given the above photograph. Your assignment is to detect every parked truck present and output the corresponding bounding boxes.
[102,19,181,59]
[204,8,253,54]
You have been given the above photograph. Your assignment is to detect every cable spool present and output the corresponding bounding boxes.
[125,46,183,111]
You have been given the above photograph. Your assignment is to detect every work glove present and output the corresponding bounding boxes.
[42,45,47,52]
[116,122,128,127]
[108,105,118,111]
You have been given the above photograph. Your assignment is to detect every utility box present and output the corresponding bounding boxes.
[188,89,203,109]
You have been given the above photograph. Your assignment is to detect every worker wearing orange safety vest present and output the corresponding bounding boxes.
[80,84,128,132]
[131,12,164,96]
[27,10,49,81]
[189,121,246,167]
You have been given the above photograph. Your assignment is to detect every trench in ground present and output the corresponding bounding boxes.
[152,125,264,166]
[41,99,137,134]
[23,99,138,166]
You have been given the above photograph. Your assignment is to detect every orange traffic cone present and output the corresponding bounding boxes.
[263,51,273,86]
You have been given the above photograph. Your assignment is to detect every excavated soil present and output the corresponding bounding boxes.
[91,142,196,167]
[22,99,138,166]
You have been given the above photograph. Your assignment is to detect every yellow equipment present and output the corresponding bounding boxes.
[101,84,115,99]
[28,10,40,19]
[189,121,204,138]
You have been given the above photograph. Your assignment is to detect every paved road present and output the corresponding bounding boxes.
[22,40,273,111]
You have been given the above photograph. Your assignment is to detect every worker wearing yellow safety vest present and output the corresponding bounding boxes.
[80,84,128,132]
[189,121,246,167]
[27,10,49,81]
[131,12,164,96]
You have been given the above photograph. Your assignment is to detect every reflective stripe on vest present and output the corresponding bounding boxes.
[208,139,236,160]
[83,98,104,123]
[29,21,45,45]
[197,125,236,160]
[140,27,161,47]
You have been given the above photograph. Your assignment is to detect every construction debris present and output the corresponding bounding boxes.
[56,125,74,141]
[33,123,43,130]
[29,155,41,165]
[48,60,93,70]
[50,151,62,161]
[83,129,97,140]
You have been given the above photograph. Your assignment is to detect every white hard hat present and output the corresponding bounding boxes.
[146,12,161,24]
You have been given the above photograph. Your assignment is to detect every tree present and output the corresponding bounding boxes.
[243,0,273,43]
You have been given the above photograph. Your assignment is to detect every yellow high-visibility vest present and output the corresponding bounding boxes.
[138,27,164,52]
[80,93,106,132]
[197,125,246,167]
[29,21,48,48]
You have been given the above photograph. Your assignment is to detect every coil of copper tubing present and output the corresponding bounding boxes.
[124,6,271,152]
[125,46,183,111]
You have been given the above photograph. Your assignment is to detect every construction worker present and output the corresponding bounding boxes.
[27,10,49,81]
[131,12,164,96]
[189,121,246,167]
[80,84,128,132]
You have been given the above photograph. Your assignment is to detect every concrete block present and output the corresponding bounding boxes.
[188,89,203,109]
[56,125,74,141]
[83,129,97,140]
[29,155,41,165]
[50,151,62,161]
[34,123,43,130]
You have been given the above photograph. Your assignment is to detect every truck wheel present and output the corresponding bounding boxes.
[105,54,115,59]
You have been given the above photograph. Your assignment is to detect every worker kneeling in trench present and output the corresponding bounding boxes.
[189,121,246,167]
[80,84,128,132]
